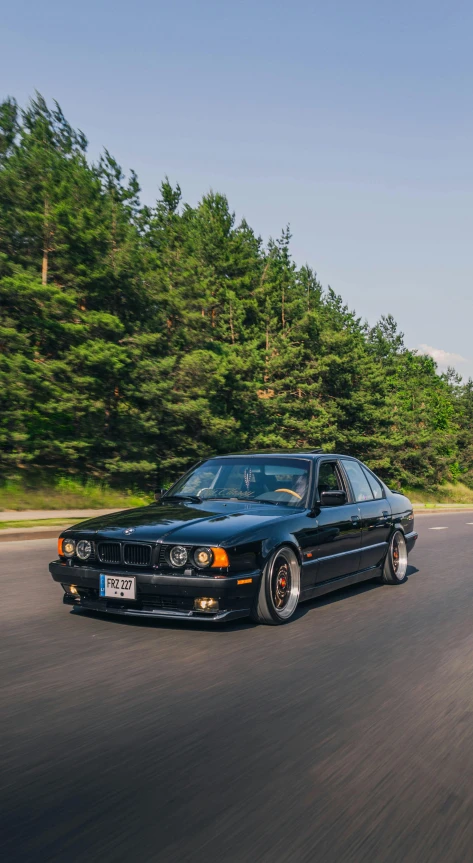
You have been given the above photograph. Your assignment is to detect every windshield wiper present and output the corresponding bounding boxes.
[163,494,202,503]
[203,497,280,506]
[245,498,280,506]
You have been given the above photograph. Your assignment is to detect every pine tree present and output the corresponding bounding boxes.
[1,93,471,492]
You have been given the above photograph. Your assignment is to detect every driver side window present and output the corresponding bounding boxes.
[317,461,345,498]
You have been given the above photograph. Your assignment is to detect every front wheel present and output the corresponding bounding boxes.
[381,530,408,585]
[251,546,301,625]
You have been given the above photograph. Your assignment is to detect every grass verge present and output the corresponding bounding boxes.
[402,481,473,505]
[0,478,152,512]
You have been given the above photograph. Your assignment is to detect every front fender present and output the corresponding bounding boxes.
[260,535,303,567]
[226,534,303,574]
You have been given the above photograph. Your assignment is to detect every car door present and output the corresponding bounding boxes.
[340,459,391,571]
[307,459,362,583]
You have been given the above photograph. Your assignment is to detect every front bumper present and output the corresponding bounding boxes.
[62,593,248,623]
[49,560,260,623]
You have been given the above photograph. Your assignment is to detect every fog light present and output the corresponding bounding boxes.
[194,597,219,612]
[62,584,79,595]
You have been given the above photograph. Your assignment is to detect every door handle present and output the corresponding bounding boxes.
[382,511,390,519]
[351,515,360,523]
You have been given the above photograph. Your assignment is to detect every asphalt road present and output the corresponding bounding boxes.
[2,512,473,863]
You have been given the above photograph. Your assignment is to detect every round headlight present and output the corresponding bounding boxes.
[194,547,213,568]
[63,538,75,558]
[76,540,92,560]
[169,545,188,567]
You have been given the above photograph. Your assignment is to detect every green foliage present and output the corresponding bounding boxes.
[1,94,472,491]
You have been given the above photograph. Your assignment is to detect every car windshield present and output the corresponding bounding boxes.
[166,457,311,508]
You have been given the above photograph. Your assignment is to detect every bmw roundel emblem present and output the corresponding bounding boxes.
[124,528,135,535]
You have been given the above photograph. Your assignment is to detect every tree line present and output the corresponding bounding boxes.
[1,94,472,491]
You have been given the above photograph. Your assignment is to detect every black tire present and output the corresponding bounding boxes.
[251,546,301,625]
[381,530,408,585]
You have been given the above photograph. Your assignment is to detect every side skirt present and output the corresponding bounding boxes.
[299,566,382,603]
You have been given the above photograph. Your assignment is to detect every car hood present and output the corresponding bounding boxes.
[65,500,290,546]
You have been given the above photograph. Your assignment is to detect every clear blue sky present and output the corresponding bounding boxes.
[2,0,472,377]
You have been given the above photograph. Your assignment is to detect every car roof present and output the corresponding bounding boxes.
[208,451,358,460]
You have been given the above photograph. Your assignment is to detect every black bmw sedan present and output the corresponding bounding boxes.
[49,451,418,625]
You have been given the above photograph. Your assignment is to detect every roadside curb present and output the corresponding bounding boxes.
[0,508,125,542]
[0,527,70,542]
[0,507,124,521]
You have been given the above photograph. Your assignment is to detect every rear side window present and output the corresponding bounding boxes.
[341,460,374,502]
[362,467,384,500]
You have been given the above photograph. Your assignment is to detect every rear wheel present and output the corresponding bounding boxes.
[251,546,301,625]
[381,530,408,584]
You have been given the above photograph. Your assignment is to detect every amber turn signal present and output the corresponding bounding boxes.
[211,547,229,568]
[58,538,64,556]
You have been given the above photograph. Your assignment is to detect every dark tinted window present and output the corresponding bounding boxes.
[362,466,384,500]
[169,457,310,507]
[317,461,345,496]
[341,459,374,502]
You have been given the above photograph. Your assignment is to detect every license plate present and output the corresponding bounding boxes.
[100,574,136,600]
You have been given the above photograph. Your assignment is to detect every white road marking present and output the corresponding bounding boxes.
[466,523,473,525]
[428,526,448,530]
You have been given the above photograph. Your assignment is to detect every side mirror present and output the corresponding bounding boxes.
[154,487,167,502]
[320,490,347,506]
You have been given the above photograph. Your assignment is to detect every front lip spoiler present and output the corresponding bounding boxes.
[405,530,418,552]
[65,595,250,624]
